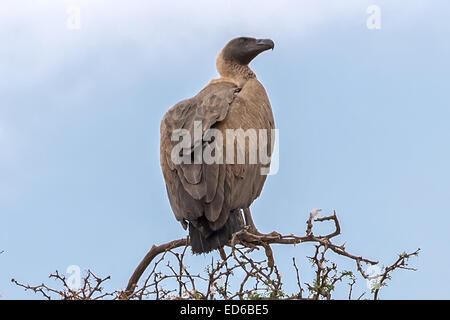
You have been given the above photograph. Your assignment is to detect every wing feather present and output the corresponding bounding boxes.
[161,81,238,227]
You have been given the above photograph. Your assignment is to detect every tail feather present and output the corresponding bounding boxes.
[189,209,243,254]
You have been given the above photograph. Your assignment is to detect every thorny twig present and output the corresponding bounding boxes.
[12,210,420,300]
[12,270,113,300]
[117,210,418,300]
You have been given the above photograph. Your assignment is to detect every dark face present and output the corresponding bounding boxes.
[222,37,274,65]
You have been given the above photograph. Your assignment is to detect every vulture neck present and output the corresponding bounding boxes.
[216,54,256,87]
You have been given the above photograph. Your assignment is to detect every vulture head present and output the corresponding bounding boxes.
[221,37,275,66]
[216,37,274,79]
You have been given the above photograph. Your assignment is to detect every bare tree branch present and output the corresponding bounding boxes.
[12,210,420,300]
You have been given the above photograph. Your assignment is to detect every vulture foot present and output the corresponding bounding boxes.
[242,208,281,239]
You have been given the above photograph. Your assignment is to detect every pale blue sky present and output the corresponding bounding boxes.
[1,0,449,299]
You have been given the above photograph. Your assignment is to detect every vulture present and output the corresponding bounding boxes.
[160,37,276,254]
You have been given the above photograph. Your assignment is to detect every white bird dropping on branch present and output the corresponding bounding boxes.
[310,208,322,221]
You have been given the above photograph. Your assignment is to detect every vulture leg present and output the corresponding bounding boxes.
[243,207,282,238]
[243,207,261,235]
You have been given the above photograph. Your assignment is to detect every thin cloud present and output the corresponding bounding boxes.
[0,0,429,91]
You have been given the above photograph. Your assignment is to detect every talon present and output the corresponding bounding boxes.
[269,231,282,239]
[249,228,262,236]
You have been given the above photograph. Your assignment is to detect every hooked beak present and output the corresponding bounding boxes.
[255,38,275,51]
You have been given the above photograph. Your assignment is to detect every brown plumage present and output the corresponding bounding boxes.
[160,37,276,253]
